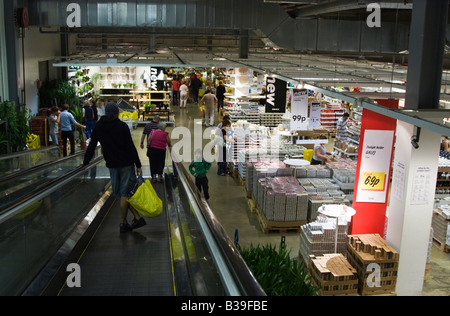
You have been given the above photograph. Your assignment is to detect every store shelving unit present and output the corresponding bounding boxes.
[224,68,255,109]
[98,66,137,89]
[130,90,171,121]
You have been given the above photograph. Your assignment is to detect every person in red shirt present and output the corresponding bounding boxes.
[172,76,180,106]
[148,122,172,182]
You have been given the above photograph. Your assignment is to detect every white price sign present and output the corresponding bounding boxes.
[356,130,395,203]
[290,89,308,131]
[309,101,321,130]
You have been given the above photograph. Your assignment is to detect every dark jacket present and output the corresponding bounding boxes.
[84,106,94,121]
[191,77,202,91]
[83,116,142,169]
[216,85,226,100]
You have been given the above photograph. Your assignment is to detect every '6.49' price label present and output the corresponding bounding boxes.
[359,172,386,191]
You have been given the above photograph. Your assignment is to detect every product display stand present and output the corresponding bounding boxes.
[318,204,356,253]
[283,158,310,167]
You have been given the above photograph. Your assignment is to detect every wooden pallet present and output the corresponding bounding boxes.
[433,237,450,253]
[359,288,397,296]
[247,196,256,213]
[238,173,245,186]
[254,205,306,233]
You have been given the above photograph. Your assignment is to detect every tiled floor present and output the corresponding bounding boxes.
[132,99,450,296]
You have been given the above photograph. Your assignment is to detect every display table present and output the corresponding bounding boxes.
[283,158,310,167]
[142,109,170,121]
[318,204,356,253]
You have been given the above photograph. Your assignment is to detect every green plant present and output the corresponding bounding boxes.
[70,105,85,143]
[0,101,32,154]
[237,242,319,296]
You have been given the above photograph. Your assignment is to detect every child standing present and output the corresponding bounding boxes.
[189,149,212,203]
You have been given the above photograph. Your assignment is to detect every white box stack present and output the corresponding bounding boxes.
[299,215,351,263]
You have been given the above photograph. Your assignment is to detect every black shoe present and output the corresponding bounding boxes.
[120,223,133,233]
[131,217,146,230]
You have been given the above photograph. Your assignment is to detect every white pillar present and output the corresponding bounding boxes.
[386,121,440,296]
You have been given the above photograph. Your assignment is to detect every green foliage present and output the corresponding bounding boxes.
[0,101,32,154]
[144,102,156,110]
[38,80,79,108]
[70,105,85,142]
[237,242,319,296]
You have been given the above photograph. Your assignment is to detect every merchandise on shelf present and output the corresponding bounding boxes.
[299,214,351,262]
[259,107,288,128]
[255,176,308,222]
[432,208,450,249]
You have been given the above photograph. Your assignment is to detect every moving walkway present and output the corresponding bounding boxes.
[0,153,265,296]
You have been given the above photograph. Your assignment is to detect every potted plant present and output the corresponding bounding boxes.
[70,105,86,150]
[237,242,319,296]
[0,101,32,154]
[144,102,152,111]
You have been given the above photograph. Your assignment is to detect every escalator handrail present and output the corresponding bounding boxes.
[0,150,89,184]
[0,145,59,161]
[0,156,104,225]
[172,154,266,296]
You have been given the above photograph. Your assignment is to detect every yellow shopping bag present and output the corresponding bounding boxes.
[303,149,314,162]
[127,178,163,218]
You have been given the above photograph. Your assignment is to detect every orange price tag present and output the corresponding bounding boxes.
[360,172,386,191]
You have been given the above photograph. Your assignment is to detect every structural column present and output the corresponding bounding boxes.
[2,0,20,104]
[386,122,441,295]
[405,0,448,109]
[386,0,448,295]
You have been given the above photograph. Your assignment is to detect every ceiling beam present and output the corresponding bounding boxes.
[293,0,413,17]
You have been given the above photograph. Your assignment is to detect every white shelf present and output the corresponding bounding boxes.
[333,146,358,157]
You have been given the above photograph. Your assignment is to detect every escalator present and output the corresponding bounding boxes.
[0,147,102,211]
[0,154,265,296]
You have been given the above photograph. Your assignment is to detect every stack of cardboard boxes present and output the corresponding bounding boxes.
[308,254,359,296]
[346,234,399,295]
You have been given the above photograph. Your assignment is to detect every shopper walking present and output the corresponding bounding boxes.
[90,99,98,125]
[60,104,85,157]
[97,99,106,118]
[201,90,218,127]
[191,73,202,104]
[189,148,212,203]
[83,100,95,140]
[218,119,232,176]
[83,102,146,234]
[336,112,350,143]
[48,106,60,147]
[259,87,267,105]
[216,81,226,112]
[140,115,161,150]
[180,80,189,108]
[172,76,180,106]
[148,122,172,183]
